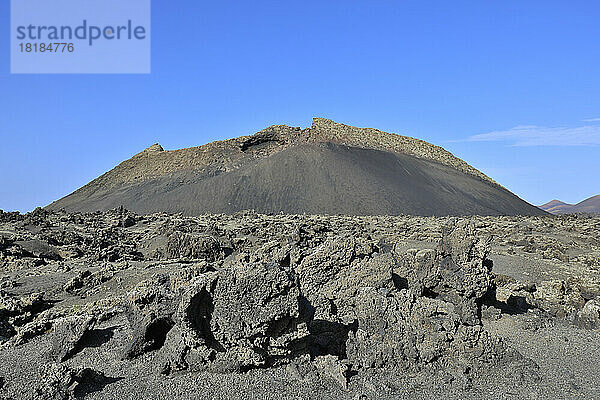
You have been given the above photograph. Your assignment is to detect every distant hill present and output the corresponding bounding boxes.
[540,195,600,215]
[47,118,546,216]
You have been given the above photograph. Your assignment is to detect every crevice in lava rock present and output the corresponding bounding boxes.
[186,289,225,352]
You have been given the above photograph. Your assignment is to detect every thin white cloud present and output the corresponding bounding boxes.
[467,125,600,146]
[582,118,600,122]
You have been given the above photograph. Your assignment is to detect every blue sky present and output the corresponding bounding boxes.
[1,0,599,212]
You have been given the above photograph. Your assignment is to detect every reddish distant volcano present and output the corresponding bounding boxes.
[540,195,600,214]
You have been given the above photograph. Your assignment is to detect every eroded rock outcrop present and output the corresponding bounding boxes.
[118,219,534,384]
[51,315,97,362]
[128,260,306,374]
[346,221,510,375]
[36,364,113,400]
[0,291,51,343]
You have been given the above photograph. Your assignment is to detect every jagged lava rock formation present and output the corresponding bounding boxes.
[1,208,600,398]
[48,118,545,216]
[0,208,548,399]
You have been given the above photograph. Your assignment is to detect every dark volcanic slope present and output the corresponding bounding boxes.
[540,195,600,214]
[48,118,545,216]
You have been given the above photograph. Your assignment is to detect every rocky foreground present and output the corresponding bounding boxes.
[0,208,599,399]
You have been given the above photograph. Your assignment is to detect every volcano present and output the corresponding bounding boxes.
[47,118,545,216]
[540,195,600,214]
